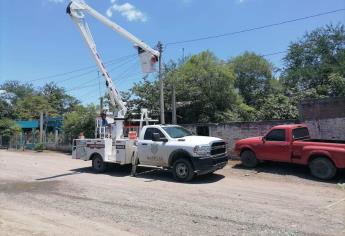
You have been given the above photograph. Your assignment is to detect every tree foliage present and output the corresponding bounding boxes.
[62,105,97,140]
[40,82,79,114]
[131,51,244,123]
[0,81,80,120]
[228,52,274,106]
[0,118,20,137]
[282,24,345,98]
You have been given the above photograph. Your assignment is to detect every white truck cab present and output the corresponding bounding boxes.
[136,125,228,181]
[73,125,228,182]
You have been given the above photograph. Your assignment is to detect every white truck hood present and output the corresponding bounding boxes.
[176,136,223,146]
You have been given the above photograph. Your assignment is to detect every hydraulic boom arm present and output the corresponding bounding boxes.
[67,0,159,138]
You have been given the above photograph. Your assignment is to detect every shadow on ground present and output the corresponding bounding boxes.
[73,165,225,184]
[37,164,224,184]
[232,161,345,184]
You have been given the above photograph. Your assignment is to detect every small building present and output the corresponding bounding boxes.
[11,117,63,149]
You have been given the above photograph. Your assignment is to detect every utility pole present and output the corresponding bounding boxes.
[172,85,177,124]
[157,41,165,124]
[39,112,44,143]
[100,97,104,113]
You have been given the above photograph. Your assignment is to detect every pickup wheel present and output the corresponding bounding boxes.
[92,154,107,173]
[309,157,336,180]
[172,158,194,182]
[240,150,258,168]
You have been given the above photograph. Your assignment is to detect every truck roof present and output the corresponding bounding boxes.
[272,124,307,129]
[146,124,180,128]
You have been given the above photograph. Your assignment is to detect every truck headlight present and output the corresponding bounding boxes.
[193,145,211,156]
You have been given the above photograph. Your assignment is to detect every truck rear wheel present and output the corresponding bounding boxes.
[172,158,194,182]
[240,150,258,168]
[309,157,336,180]
[92,154,107,173]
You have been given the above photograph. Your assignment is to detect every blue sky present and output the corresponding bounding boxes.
[1,0,344,104]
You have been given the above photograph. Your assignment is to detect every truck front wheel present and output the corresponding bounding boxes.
[172,158,194,182]
[240,150,258,168]
[92,154,107,173]
[309,157,336,180]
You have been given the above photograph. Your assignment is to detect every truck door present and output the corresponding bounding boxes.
[137,128,166,166]
[257,129,291,162]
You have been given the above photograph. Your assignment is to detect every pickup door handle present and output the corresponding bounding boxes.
[141,143,148,146]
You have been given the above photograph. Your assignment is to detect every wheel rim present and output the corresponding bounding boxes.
[176,163,188,178]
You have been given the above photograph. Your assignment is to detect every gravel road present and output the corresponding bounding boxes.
[0,150,344,236]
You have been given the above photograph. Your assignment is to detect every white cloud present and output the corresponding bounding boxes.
[106,0,147,22]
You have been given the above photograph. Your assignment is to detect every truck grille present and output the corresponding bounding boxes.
[211,142,226,156]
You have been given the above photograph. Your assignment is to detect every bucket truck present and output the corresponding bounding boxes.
[69,0,228,182]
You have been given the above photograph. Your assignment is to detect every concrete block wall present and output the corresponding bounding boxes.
[182,120,298,155]
[304,118,345,140]
[46,143,72,153]
[182,98,345,157]
[182,117,345,156]
[208,120,298,149]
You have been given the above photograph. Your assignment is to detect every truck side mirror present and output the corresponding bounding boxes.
[262,137,266,143]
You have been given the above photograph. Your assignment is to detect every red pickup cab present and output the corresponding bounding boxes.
[234,124,345,180]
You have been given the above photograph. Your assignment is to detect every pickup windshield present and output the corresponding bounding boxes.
[162,126,192,138]
[292,127,310,140]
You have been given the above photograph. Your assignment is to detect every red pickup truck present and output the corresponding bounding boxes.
[234,124,345,180]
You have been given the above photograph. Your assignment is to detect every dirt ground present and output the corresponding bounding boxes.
[0,150,344,236]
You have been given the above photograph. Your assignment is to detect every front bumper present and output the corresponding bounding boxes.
[191,154,229,176]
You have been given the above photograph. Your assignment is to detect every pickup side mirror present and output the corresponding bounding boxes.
[262,136,266,143]
[152,133,168,142]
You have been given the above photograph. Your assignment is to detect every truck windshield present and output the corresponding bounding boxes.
[162,126,193,138]
[293,127,310,140]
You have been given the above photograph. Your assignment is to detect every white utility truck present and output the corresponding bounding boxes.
[68,0,228,181]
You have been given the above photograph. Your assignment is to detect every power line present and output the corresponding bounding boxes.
[54,56,136,85]
[25,54,136,83]
[261,50,288,57]
[166,8,345,46]
[64,57,138,92]
[66,82,100,92]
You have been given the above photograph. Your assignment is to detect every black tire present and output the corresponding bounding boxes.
[309,157,337,180]
[172,158,195,182]
[92,154,107,173]
[240,150,258,168]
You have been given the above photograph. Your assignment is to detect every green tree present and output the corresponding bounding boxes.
[0,81,36,119]
[175,51,242,123]
[0,92,12,119]
[14,95,58,120]
[256,95,298,120]
[0,81,36,101]
[40,82,80,114]
[130,51,244,123]
[228,52,274,106]
[0,118,20,137]
[282,24,345,98]
[63,105,97,139]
